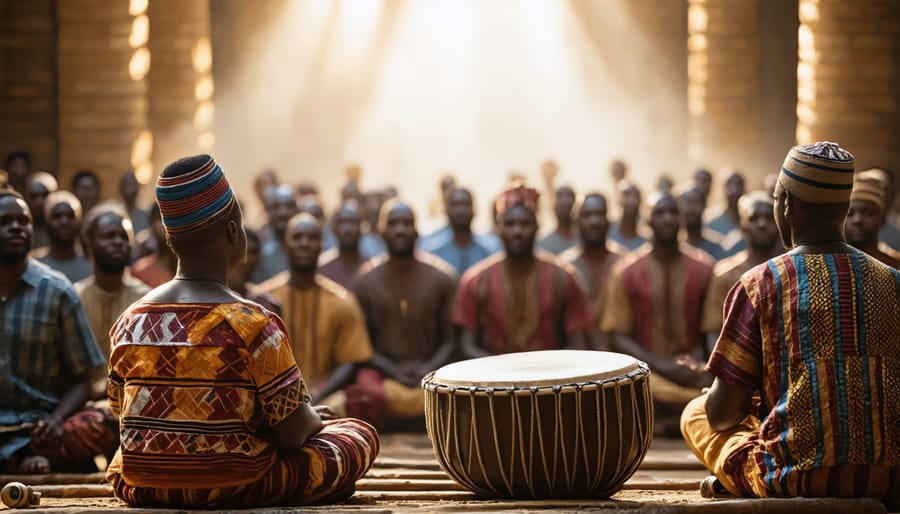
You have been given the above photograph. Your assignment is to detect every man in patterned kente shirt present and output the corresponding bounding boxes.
[106,155,379,508]
[681,141,900,506]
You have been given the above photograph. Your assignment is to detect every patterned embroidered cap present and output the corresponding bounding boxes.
[778,141,854,203]
[495,185,540,217]
[156,154,235,235]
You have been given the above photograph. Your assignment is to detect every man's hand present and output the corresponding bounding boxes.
[313,405,339,421]
[31,415,63,444]
[658,360,708,389]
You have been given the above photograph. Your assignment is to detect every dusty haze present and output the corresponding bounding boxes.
[211,1,693,230]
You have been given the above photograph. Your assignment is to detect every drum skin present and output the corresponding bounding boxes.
[423,351,653,499]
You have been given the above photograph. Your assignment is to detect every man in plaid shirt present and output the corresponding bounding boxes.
[0,187,117,474]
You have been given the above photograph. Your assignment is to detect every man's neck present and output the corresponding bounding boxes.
[685,225,703,245]
[555,222,574,239]
[94,267,125,293]
[618,214,638,236]
[289,270,317,291]
[504,253,536,274]
[725,203,740,223]
[387,254,417,271]
[49,242,77,260]
[157,244,176,261]
[338,247,361,261]
[790,226,847,252]
[452,227,473,247]
[650,240,681,262]
[581,242,610,261]
[0,259,28,292]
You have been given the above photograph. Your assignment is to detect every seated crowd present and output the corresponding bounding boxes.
[0,145,897,507]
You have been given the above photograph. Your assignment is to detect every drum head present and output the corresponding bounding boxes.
[431,350,639,388]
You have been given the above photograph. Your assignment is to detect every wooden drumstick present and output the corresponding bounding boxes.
[1,481,41,508]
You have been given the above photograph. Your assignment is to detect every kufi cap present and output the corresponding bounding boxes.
[850,169,889,212]
[737,190,774,221]
[778,141,854,203]
[495,185,540,217]
[156,154,235,235]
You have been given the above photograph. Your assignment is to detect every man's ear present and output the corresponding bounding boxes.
[227,219,239,243]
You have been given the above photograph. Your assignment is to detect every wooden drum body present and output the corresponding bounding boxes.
[423,350,652,499]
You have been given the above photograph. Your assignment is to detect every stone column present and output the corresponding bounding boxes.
[0,0,58,172]
[687,0,762,176]
[797,0,900,171]
[57,0,150,198]
[147,0,213,179]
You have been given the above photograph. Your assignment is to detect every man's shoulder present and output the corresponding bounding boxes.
[713,250,749,277]
[315,273,357,304]
[123,273,152,294]
[679,242,716,268]
[459,252,505,284]
[317,247,340,267]
[414,251,459,282]
[22,258,75,291]
[557,246,582,267]
[74,274,96,295]
[255,271,290,294]
[418,225,452,252]
[611,244,652,275]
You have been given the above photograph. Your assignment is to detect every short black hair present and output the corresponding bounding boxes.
[71,169,101,190]
[4,151,31,169]
[81,202,131,241]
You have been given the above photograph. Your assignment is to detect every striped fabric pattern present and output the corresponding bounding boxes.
[850,171,888,211]
[107,301,309,490]
[708,251,900,498]
[155,155,235,234]
[111,418,379,508]
[107,300,379,508]
[779,142,854,204]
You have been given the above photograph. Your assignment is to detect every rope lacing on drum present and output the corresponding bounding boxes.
[486,388,514,495]
[510,387,535,497]
[532,386,554,493]
[470,388,502,497]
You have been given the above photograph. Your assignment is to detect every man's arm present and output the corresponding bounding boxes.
[311,363,356,405]
[370,353,418,387]
[705,377,754,431]
[565,330,590,350]
[609,332,707,388]
[415,276,459,380]
[267,402,324,449]
[459,328,489,360]
[415,338,454,382]
[32,378,92,443]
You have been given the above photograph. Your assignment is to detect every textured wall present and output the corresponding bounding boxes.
[0,0,58,173]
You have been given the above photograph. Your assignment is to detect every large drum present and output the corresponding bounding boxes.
[423,350,652,499]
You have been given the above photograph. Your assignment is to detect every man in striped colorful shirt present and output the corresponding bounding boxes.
[107,155,378,508]
[681,141,900,506]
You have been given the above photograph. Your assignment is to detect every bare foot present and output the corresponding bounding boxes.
[18,455,50,474]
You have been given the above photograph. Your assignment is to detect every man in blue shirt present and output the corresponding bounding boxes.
[420,187,498,275]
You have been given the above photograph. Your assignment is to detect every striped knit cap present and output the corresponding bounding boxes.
[778,141,854,203]
[156,154,235,235]
[850,169,889,212]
